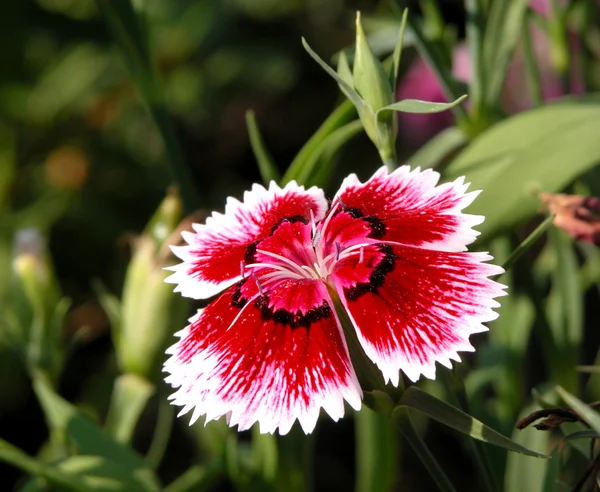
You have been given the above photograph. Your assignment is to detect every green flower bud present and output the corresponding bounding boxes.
[303,9,466,168]
[117,189,188,378]
[10,229,66,382]
[353,12,394,113]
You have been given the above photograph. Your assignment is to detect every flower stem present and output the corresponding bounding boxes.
[500,214,555,274]
[465,0,486,123]
[146,397,174,468]
[393,407,457,492]
[355,407,398,492]
[277,426,314,492]
[441,370,498,492]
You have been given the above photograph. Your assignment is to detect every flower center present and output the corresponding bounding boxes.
[244,203,374,294]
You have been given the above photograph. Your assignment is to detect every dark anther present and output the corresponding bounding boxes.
[269,215,309,235]
[254,298,332,329]
[344,244,396,301]
[245,242,258,263]
[231,279,248,309]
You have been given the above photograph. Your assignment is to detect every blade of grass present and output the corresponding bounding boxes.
[465,0,486,122]
[500,215,556,273]
[245,110,279,184]
[355,407,398,492]
[522,11,543,107]
[283,100,356,185]
[400,9,469,127]
[96,0,198,211]
[394,407,458,492]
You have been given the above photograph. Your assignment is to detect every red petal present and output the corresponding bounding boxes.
[335,166,483,252]
[333,244,505,385]
[164,279,361,434]
[166,181,327,299]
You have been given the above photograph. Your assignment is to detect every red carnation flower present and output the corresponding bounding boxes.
[164,166,505,434]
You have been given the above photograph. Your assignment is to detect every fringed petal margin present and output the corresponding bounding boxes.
[334,166,483,252]
[166,181,328,299]
[332,244,506,386]
[164,279,362,435]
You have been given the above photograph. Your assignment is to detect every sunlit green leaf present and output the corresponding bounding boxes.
[284,100,356,185]
[408,127,467,171]
[377,95,467,119]
[556,386,600,435]
[444,97,600,242]
[301,38,364,111]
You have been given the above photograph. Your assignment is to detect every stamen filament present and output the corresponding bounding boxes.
[256,249,312,277]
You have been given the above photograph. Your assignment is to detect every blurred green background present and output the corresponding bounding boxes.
[4,0,600,491]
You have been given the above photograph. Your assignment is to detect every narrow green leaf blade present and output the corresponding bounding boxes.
[301,38,365,111]
[355,408,398,492]
[377,95,467,118]
[285,120,362,186]
[483,0,530,106]
[284,100,356,185]
[391,9,409,87]
[556,386,600,435]
[395,387,547,457]
[245,111,280,184]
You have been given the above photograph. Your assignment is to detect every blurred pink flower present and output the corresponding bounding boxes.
[397,0,584,147]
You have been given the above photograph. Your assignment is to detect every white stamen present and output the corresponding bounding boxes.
[251,271,264,295]
[359,246,364,264]
[240,261,245,278]
[312,229,322,248]
[256,249,313,278]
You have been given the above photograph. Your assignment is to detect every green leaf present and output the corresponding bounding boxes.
[444,98,600,242]
[403,14,468,124]
[295,121,362,186]
[251,426,278,484]
[556,386,600,435]
[245,111,280,185]
[56,455,160,492]
[336,51,353,88]
[33,374,149,471]
[355,408,398,492]
[104,374,155,444]
[504,405,554,492]
[562,429,600,442]
[482,0,530,106]
[390,9,408,88]
[545,228,582,392]
[0,438,88,492]
[284,100,356,185]
[301,38,365,111]
[408,127,467,171]
[394,387,548,457]
[164,463,223,492]
[377,95,467,119]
